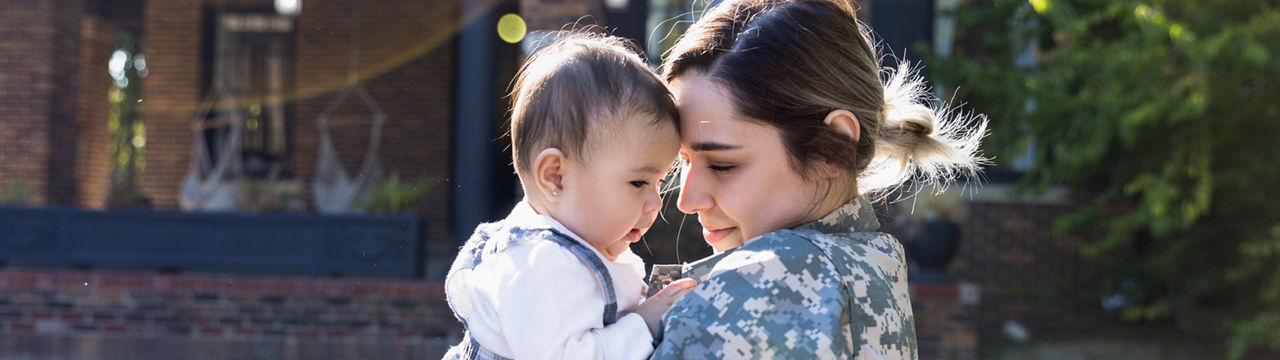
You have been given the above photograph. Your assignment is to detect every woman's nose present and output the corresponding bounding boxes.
[676,164,711,214]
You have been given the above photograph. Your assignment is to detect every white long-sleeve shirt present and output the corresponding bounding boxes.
[446,200,653,360]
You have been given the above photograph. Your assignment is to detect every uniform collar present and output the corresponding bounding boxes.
[796,195,880,234]
[680,196,880,283]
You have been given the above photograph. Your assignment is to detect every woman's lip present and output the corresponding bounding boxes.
[702,226,735,244]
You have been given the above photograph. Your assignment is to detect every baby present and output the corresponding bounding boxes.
[443,32,695,360]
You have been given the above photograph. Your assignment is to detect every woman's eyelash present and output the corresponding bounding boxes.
[679,154,733,172]
[630,180,650,188]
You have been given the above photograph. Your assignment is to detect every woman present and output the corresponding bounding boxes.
[652,0,987,358]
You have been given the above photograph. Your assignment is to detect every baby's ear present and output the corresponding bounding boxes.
[533,148,567,202]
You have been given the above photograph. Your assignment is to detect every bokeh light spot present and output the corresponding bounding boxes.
[497,13,526,44]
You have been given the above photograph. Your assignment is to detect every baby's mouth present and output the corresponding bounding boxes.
[624,228,643,243]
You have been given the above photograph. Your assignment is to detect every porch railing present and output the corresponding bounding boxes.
[0,206,422,278]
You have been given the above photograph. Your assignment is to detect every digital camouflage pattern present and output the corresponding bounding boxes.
[652,196,917,359]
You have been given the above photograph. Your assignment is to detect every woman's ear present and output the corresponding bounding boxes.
[824,109,860,143]
[533,148,567,202]
[819,109,861,179]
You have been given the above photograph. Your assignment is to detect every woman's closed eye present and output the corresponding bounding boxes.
[629,180,650,188]
[709,163,736,173]
[679,152,735,173]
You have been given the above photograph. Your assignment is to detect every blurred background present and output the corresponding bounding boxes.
[0,0,1277,358]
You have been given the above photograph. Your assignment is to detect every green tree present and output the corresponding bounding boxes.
[928,0,1280,357]
[106,31,150,208]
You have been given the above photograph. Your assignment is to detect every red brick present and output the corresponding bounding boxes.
[11,321,36,332]
[913,283,959,301]
[197,326,224,336]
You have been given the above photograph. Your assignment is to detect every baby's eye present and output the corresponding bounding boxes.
[629,180,650,188]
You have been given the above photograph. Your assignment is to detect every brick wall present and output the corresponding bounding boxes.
[887,197,1104,337]
[912,282,979,360]
[0,0,120,209]
[292,0,458,251]
[0,0,56,205]
[73,15,117,209]
[521,0,604,32]
[140,0,207,210]
[4,0,457,227]
[0,268,459,359]
[0,272,981,360]
[951,200,1102,334]
[142,0,457,244]
[45,0,85,206]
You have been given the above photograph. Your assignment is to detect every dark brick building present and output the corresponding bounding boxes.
[0,0,472,356]
[0,0,1097,358]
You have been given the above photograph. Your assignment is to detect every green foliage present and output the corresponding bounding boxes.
[1008,283,1060,301]
[929,0,1280,357]
[106,31,146,207]
[104,182,151,209]
[1,180,35,205]
[235,165,300,213]
[362,173,434,214]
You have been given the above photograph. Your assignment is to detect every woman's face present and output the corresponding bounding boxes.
[671,73,829,252]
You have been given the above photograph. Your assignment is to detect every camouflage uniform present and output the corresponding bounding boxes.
[652,196,917,359]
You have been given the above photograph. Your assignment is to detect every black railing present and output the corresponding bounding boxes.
[0,207,422,278]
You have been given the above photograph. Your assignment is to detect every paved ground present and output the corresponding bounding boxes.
[981,325,1277,360]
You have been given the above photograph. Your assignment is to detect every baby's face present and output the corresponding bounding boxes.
[554,115,679,261]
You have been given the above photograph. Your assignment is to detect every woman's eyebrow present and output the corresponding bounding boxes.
[690,142,740,152]
[631,165,664,175]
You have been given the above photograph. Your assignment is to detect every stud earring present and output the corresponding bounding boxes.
[552,191,559,197]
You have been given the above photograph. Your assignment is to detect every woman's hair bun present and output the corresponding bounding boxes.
[860,62,990,197]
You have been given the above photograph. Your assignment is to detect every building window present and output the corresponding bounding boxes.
[202,11,295,179]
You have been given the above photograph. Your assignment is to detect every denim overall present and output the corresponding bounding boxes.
[444,226,619,360]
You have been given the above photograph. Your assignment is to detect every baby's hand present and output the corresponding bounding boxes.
[634,278,696,336]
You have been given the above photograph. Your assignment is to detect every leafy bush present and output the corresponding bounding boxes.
[362,173,434,214]
[928,0,1280,357]
[1,180,34,205]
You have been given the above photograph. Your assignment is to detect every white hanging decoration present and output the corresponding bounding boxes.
[312,5,385,214]
[179,0,245,212]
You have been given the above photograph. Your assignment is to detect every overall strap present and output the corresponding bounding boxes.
[446,226,620,360]
[543,229,619,325]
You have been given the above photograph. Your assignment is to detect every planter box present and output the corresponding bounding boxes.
[0,207,422,278]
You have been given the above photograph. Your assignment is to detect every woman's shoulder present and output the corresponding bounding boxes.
[696,233,850,303]
[746,228,906,266]
[693,229,905,282]
[703,234,825,279]
[656,233,856,358]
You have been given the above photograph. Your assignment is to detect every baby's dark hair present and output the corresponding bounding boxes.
[509,31,679,176]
